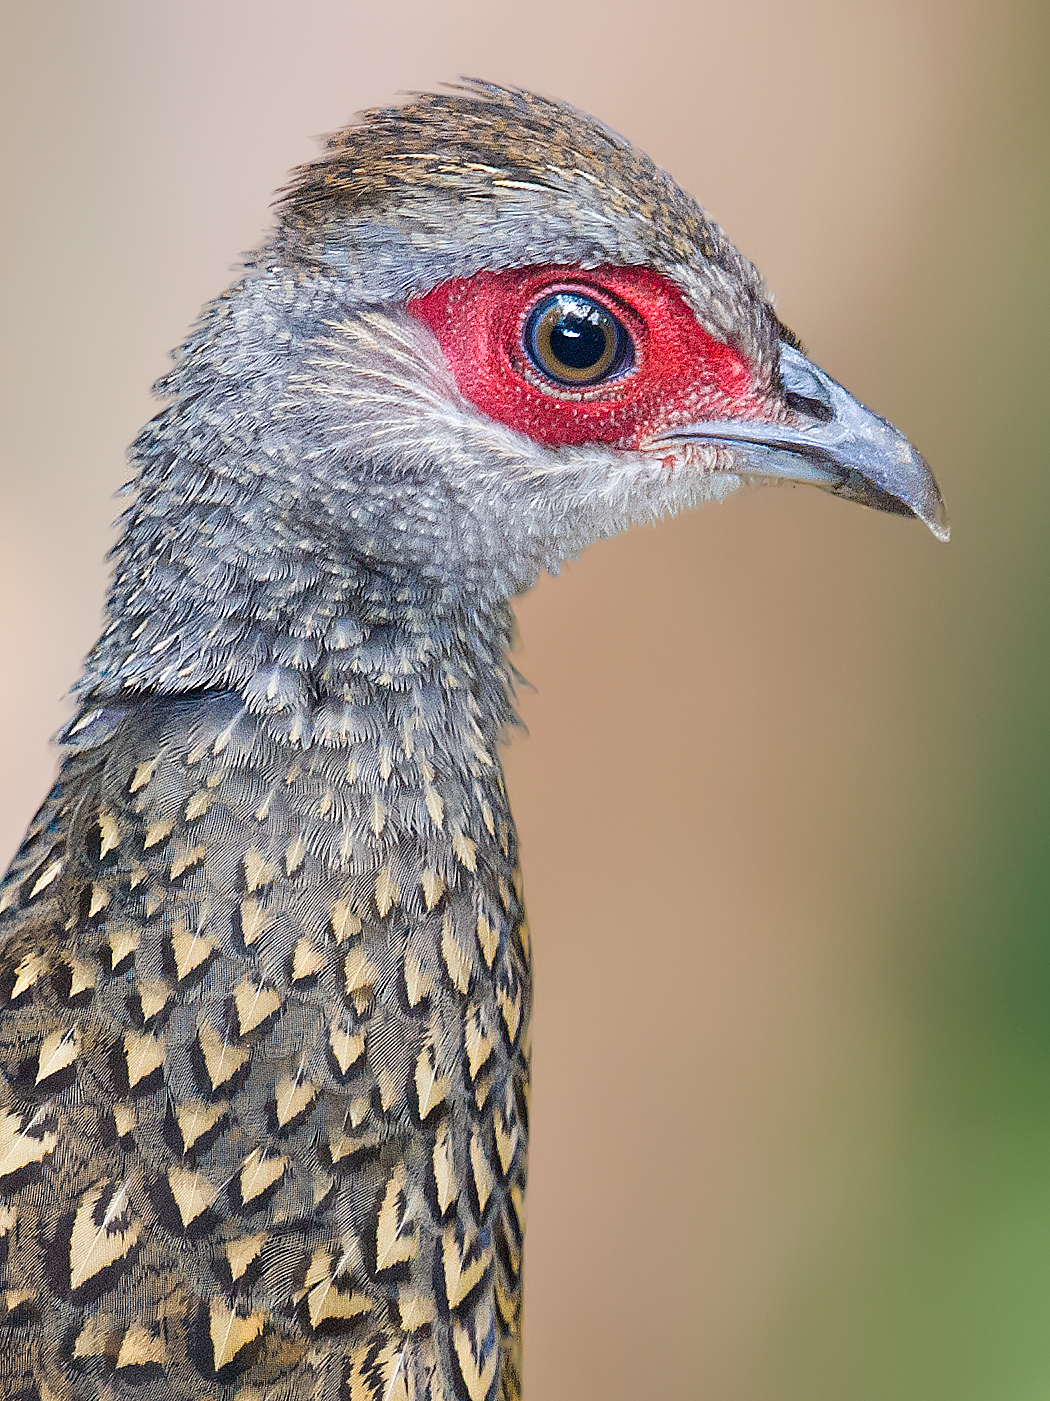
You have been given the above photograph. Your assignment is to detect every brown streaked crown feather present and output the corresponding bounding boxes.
[274,80,783,370]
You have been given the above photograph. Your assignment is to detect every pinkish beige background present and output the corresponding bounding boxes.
[1,4,1047,1398]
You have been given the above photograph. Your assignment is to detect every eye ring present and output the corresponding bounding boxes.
[523,291,634,388]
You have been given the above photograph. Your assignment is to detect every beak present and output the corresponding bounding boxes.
[650,343,949,541]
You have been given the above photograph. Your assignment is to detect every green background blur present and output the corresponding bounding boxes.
[0,3,1047,1397]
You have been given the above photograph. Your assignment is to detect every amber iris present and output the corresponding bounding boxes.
[524,291,631,387]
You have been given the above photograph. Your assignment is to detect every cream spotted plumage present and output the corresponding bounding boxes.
[0,634,527,1400]
[0,83,944,1401]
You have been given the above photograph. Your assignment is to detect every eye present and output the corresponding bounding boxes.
[408,264,762,448]
[524,292,633,387]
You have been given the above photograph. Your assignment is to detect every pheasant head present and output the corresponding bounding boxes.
[82,81,946,706]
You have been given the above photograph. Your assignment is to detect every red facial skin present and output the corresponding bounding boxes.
[407,264,778,449]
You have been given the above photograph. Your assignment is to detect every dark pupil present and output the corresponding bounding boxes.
[525,292,629,386]
[549,306,609,370]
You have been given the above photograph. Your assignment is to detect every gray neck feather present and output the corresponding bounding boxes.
[75,266,732,788]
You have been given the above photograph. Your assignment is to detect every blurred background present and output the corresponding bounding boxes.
[1,2,1047,1397]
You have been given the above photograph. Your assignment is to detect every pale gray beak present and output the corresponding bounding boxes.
[651,343,949,541]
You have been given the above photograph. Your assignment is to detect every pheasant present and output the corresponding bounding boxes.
[0,83,946,1401]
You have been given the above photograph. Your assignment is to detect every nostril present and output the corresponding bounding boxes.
[785,390,834,424]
